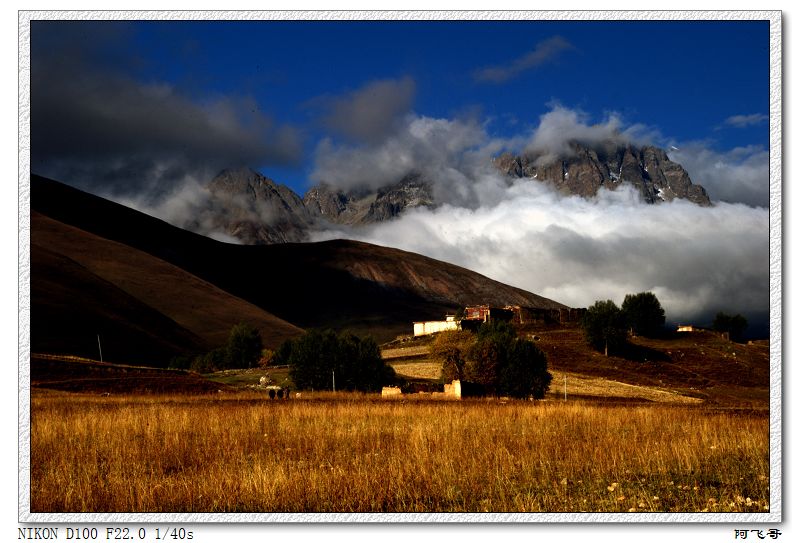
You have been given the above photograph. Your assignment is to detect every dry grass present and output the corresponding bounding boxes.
[547,371,704,404]
[30,392,769,513]
[382,345,431,360]
[390,360,443,380]
[389,361,703,404]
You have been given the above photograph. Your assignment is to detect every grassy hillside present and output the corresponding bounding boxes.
[31,246,208,366]
[31,174,570,344]
[384,326,769,407]
[30,354,230,394]
[32,211,304,356]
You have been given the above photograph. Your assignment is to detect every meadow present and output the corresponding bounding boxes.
[30,391,769,513]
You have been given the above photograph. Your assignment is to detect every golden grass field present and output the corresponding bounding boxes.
[30,391,768,513]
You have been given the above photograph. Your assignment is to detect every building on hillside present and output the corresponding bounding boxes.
[414,305,587,337]
[381,380,463,400]
[413,314,460,337]
[465,304,586,326]
[463,305,514,323]
[677,324,696,333]
[504,305,546,324]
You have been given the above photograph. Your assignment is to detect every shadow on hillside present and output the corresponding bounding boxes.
[618,342,672,363]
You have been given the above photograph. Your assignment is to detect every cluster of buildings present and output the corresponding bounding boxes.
[413,304,586,337]
[381,379,462,399]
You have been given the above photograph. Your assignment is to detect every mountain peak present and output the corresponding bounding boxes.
[206,167,312,244]
[202,140,710,246]
[497,141,711,206]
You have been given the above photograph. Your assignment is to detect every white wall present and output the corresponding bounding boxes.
[413,320,459,336]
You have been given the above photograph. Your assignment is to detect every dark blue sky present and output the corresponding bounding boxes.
[32,19,770,194]
[136,21,767,154]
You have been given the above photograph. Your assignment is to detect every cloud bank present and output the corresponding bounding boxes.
[312,114,507,206]
[311,179,769,335]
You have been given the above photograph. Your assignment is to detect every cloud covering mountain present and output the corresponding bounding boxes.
[310,175,768,335]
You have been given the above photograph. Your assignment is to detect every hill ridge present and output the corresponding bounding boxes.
[31,174,571,355]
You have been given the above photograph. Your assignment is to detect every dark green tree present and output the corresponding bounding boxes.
[621,292,666,337]
[712,312,748,342]
[225,322,264,368]
[499,339,552,400]
[276,329,395,392]
[582,300,628,356]
[463,320,551,399]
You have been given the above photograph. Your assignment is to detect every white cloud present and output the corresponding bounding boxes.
[311,180,769,332]
[307,105,769,332]
[525,105,659,164]
[723,113,768,128]
[311,114,505,206]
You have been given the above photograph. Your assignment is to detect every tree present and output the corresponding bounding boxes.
[431,330,475,382]
[499,339,552,400]
[226,322,264,369]
[582,300,627,356]
[275,329,395,392]
[621,292,666,337]
[713,312,748,342]
[191,346,226,373]
[463,321,552,399]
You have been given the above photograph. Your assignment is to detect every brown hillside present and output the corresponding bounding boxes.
[31,354,231,394]
[385,327,769,407]
[32,211,304,360]
[31,246,207,365]
[31,175,568,343]
[534,326,769,407]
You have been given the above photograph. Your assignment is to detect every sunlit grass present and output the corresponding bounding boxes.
[30,392,769,513]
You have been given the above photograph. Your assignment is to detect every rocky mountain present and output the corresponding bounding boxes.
[303,172,434,225]
[205,167,314,244]
[197,141,710,245]
[494,142,711,206]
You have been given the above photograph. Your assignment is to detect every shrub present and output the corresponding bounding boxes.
[191,347,226,373]
[258,349,275,369]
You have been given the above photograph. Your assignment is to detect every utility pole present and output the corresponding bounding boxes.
[332,369,336,393]
[564,375,567,401]
[97,334,103,363]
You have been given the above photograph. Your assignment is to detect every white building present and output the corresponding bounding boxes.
[413,315,459,336]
